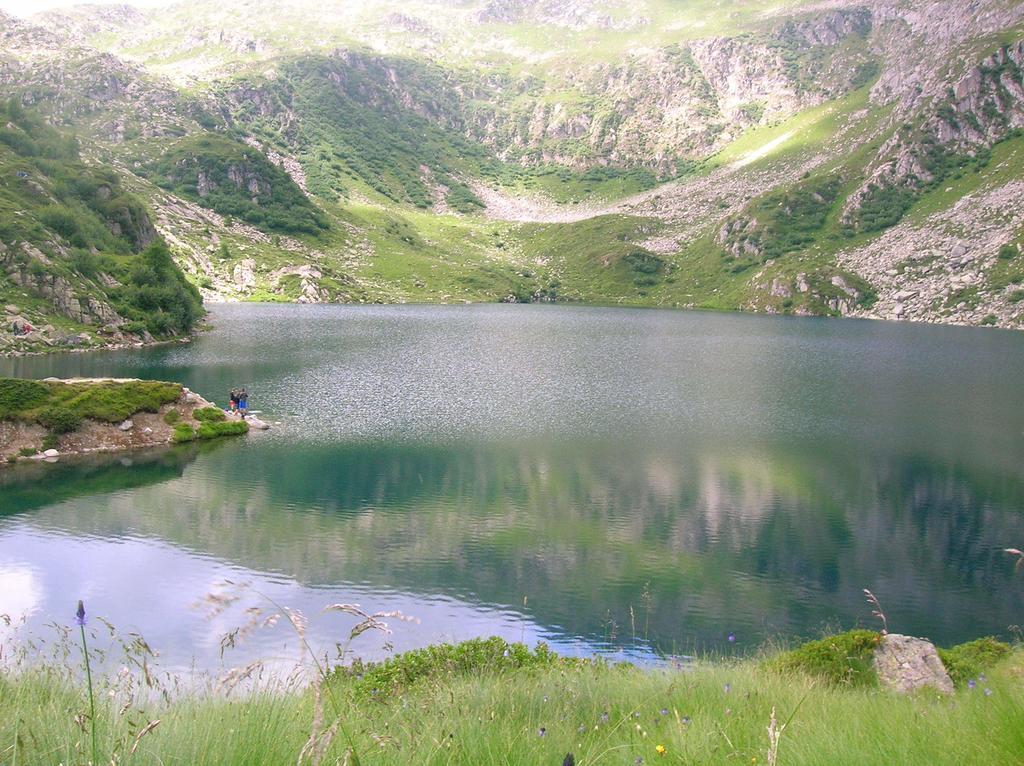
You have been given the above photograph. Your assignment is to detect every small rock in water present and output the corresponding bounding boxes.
[43,449,59,458]
[247,417,271,430]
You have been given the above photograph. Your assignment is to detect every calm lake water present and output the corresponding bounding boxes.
[2,304,1023,673]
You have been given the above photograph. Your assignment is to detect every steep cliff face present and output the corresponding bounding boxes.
[845,39,1024,225]
[455,8,877,171]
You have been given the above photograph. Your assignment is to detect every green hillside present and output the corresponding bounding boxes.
[0,101,202,345]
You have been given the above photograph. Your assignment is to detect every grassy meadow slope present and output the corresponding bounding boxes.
[0,0,1023,347]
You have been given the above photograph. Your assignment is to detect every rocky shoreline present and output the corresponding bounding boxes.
[1,302,206,357]
[0,378,256,465]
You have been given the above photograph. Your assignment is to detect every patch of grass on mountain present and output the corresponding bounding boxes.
[483,164,660,204]
[232,54,492,210]
[722,173,844,269]
[519,215,668,301]
[147,133,327,235]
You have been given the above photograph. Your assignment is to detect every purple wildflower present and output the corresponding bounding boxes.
[979,673,987,682]
[75,600,86,627]
[967,679,977,689]
[681,716,691,725]
[727,633,736,643]
[600,711,609,723]
[635,758,645,764]
[659,708,669,716]
[578,725,586,734]
[984,688,993,697]
[538,727,547,737]
[724,683,731,694]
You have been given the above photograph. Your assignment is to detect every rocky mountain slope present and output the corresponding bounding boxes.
[0,0,1022,345]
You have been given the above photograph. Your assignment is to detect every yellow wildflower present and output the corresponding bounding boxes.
[656,744,667,756]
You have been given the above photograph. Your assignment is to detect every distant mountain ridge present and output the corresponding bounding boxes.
[0,0,1022,348]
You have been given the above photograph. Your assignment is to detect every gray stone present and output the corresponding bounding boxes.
[873,634,954,694]
[119,419,134,431]
[42,448,59,458]
[246,417,271,430]
[4,304,18,314]
[770,278,791,298]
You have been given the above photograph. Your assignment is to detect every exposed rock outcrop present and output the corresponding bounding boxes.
[845,38,1024,228]
[2,245,126,327]
[873,634,954,694]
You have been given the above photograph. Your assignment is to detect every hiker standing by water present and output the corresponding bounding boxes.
[238,389,248,419]
[229,389,238,414]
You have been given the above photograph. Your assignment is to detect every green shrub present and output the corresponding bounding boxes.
[37,406,81,434]
[116,242,204,338]
[46,381,182,422]
[163,408,181,425]
[0,379,49,419]
[938,637,1012,686]
[767,630,881,686]
[981,314,998,326]
[172,423,196,443]
[18,447,37,457]
[192,407,226,422]
[41,434,59,450]
[336,637,578,699]
[196,420,248,439]
[999,243,1018,260]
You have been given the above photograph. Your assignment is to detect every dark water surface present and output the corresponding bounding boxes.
[2,304,1023,671]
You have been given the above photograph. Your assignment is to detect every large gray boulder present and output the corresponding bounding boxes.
[873,634,954,694]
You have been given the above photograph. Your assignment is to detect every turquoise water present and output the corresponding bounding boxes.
[1,304,1023,671]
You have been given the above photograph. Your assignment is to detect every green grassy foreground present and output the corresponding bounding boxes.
[2,634,1021,765]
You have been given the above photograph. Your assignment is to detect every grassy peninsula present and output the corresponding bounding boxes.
[1,633,1020,765]
[0,378,247,463]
